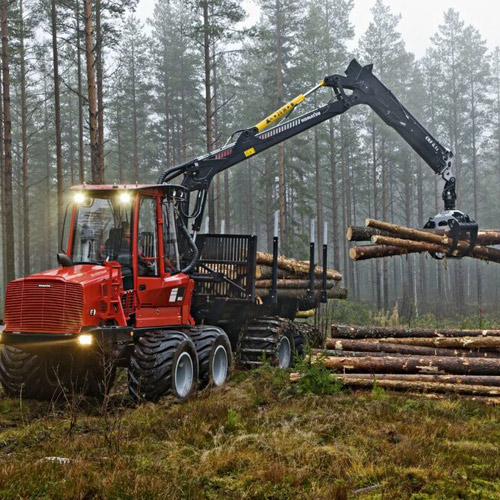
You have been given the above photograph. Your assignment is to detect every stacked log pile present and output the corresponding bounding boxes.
[254,251,347,301]
[348,219,500,263]
[296,324,500,400]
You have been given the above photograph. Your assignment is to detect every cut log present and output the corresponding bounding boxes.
[289,372,500,396]
[256,287,348,300]
[348,224,500,246]
[331,324,500,339]
[254,279,337,289]
[256,251,342,281]
[255,266,289,280]
[373,336,500,349]
[318,354,500,375]
[336,373,500,387]
[323,339,500,358]
[372,235,500,264]
[349,245,410,261]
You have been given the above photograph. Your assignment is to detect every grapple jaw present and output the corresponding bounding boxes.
[424,210,478,259]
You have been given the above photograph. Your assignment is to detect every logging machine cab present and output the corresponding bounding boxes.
[56,184,195,329]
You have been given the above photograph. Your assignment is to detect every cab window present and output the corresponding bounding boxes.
[137,197,159,276]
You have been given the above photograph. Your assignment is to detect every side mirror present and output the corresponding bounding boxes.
[57,253,73,267]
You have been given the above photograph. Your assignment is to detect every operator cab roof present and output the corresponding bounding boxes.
[70,183,185,194]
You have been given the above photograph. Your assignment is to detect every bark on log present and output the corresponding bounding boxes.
[318,354,500,375]
[373,336,500,349]
[255,279,337,289]
[323,339,500,358]
[256,251,342,281]
[348,224,500,246]
[255,266,288,280]
[256,287,348,300]
[337,373,500,387]
[372,235,500,264]
[331,324,500,338]
[349,245,410,261]
[289,372,500,396]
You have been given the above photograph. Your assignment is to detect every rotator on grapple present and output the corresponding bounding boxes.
[0,58,479,402]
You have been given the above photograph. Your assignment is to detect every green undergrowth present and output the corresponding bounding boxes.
[1,366,500,499]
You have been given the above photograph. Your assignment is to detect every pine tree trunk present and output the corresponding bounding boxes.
[202,1,214,232]
[371,121,381,310]
[1,0,15,281]
[329,123,339,269]
[95,0,105,179]
[314,125,323,263]
[130,43,139,182]
[76,1,85,183]
[84,0,100,183]
[51,0,64,238]
[20,0,29,275]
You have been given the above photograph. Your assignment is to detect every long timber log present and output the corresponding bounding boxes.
[338,373,500,387]
[256,287,348,300]
[348,224,500,246]
[255,279,337,289]
[323,339,500,358]
[319,354,500,375]
[256,251,342,281]
[372,336,500,349]
[349,245,410,261]
[372,235,500,264]
[331,324,500,339]
[289,372,500,396]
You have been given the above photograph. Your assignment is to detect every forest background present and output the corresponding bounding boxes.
[0,0,499,319]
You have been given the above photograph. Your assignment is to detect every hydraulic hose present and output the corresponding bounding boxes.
[178,221,199,274]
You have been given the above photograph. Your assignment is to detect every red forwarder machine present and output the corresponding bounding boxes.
[0,60,478,401]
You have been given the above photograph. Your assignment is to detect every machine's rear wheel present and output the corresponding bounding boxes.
[128,331,198,402]
[0,346,62,400]
[189,327,232,388]
[238,317,297,369]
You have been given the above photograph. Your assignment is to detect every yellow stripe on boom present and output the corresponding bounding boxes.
[254,94,305,132]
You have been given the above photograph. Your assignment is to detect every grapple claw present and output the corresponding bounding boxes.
[424,210,478,259]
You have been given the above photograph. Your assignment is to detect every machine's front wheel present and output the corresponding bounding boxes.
[128,331,198,402]
[0,346,62,400]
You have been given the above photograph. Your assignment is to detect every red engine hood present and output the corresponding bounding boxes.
[20,264,112,287]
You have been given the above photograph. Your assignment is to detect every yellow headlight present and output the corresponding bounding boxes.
[74,192,86,204]
[77,334,93,346]
[119,191,131,203]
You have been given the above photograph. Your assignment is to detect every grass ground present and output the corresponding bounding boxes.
[0,365,499,500]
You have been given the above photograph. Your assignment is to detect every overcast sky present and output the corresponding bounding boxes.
[134,0,500,59]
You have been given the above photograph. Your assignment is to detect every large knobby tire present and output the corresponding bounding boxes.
[67,353,117,399]
[128,331,198,402]
[189,327,232,388]
[239,317,297,369]
[0,346,62,400]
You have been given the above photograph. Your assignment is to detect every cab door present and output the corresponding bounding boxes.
[134,194,193,328]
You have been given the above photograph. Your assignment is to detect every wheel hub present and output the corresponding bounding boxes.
[277,336,291,369]
[212,345,228,386]
[174,352,194,398]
